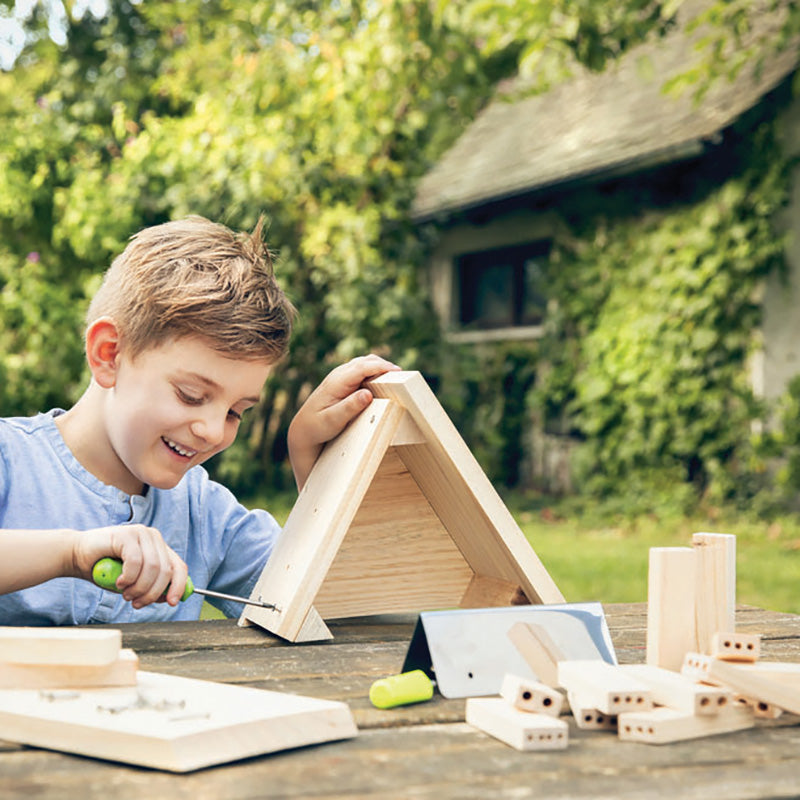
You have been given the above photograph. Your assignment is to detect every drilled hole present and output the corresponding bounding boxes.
[522,691,532,700]
[543,697,552,707]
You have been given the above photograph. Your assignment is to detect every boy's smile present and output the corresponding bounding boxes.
[58,335,272,496]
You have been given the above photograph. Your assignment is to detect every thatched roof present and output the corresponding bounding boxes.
[412,4,797,222]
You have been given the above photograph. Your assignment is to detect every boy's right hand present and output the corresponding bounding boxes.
[71,525,188,609]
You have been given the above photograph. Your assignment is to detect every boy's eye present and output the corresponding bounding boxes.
[228,409,243,421]
[177,389,203,405]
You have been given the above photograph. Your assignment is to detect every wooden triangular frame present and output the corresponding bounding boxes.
[238,371,564,642]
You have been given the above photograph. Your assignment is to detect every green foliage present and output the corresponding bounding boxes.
[529,113,793,509]
[1,0,798,507]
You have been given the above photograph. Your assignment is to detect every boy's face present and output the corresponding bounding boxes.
[102,336,271,494]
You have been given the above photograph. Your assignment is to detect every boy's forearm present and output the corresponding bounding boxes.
[287,424,321,492]
[0,530,79,594]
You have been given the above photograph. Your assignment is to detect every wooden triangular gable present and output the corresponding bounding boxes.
[239,371,564,642]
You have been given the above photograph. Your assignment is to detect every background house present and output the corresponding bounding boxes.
[411,8,800,493]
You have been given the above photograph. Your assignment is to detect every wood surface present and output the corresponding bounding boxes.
[2,605,800,799]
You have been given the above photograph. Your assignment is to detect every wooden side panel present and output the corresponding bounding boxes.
[367,372,563,605]
[313,449,474,618]
[239,399,404,641]
[646,547,697,671]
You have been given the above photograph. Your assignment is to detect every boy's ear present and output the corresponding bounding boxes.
[86,317,122,389]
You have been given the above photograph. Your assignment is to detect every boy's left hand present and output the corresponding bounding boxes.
[288,354,401,489]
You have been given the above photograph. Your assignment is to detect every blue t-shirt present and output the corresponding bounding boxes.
[0,410,281,625]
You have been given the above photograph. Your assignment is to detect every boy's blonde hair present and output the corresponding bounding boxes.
[87,215,294,361]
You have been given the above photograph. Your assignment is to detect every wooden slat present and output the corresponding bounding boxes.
[367,372,564,605]
[239,398,405,641]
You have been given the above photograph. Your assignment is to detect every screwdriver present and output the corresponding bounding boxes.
[92,557,280,611]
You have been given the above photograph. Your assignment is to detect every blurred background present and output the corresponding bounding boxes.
[2,0,799,610]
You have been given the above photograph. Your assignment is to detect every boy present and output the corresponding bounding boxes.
[0,215,398,624]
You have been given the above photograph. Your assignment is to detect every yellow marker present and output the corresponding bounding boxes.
[369,669,434,709]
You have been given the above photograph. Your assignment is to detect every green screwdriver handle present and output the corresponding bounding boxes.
[92,557,194,602]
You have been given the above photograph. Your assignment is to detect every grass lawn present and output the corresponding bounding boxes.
[506,495,800,614]
[212,490,800,619]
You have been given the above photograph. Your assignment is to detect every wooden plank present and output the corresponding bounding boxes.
[557,660,653,715]
[312,449,474,617]
[693,533,736,655]
[0,670,357,772]
[646,547,697,671]
[618,704,754,744]
[0,649,138,690]
[705,658,800,715]
[619,663,732,715]
[0,628,121,666]
[465,697,568,751]
[239,398,405,641]
[368,372,564,605]
[499,673,564,716]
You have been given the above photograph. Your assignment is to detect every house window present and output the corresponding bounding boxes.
[456,240,551,332]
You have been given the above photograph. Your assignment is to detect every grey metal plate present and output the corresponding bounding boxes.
[402,603,616,698]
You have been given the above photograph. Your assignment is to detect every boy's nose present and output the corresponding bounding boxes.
[190,413,227,446]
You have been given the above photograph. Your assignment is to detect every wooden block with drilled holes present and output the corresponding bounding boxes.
[466,697,568,751]
[619,664,732,716]
[681,652,714,684]
[735,694,783,719]
[567,692,618,731]
[0,627,121,666]
[618,704,755,744]
[682,653,800,715]
[557,661,653,716]
[499,673,564,717]
[711,632,761,662]
[0,649,138,690]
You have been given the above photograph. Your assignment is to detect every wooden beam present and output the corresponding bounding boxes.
[646,547,697,671]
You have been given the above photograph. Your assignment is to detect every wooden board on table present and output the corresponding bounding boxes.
[0,670,357,772]
[0,649,138,690]
[0,627,121,666]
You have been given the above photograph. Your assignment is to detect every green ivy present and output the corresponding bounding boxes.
[531,112,793,509]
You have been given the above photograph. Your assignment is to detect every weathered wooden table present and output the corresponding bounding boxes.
[2,603,800,799]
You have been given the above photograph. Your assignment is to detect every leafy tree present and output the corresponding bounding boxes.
[1,0,798,499]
